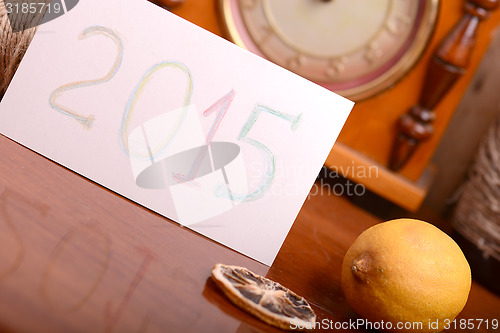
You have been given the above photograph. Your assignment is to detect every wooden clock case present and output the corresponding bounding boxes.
[171,0,500,211]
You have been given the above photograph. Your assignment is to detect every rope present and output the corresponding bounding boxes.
[0,1,47,99]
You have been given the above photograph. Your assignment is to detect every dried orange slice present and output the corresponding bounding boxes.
[211,263,316,330]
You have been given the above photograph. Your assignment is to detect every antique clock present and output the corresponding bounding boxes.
[217,0,438,101]
[170,0,500,211]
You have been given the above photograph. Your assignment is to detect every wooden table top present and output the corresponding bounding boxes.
[0,127,499,333]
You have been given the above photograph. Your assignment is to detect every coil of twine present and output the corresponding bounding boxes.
[453,116,500,262]
[0,2,42,99]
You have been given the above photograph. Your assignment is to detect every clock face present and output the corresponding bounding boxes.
[219,0,439,100]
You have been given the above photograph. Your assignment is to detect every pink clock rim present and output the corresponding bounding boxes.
[219,0,440,101]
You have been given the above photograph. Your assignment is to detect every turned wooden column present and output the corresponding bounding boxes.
[389,0,499,171]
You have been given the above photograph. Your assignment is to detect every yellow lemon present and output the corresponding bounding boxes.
[341,218,471,332]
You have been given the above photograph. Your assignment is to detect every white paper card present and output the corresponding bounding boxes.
[0,0,354,265]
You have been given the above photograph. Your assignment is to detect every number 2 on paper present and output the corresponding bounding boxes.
[49,26,123,129]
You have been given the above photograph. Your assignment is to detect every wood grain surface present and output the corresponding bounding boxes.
[0,128,499,332]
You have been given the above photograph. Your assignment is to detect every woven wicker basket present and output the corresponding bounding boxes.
[453,116,500,294]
